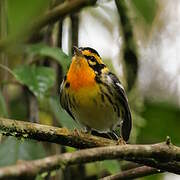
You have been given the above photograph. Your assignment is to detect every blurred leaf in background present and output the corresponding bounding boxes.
[141,173,164,180]
[9,90,28,120]
[0,90,8,117]
[138,101,180,145]
[0,137,46,167]
[100,160,120,175]
[86,160,120,178]
[6,0,50,42]
[26,43,71,72]
[49,96,79,130]
[131,0,157,25]
[13,65,55,99]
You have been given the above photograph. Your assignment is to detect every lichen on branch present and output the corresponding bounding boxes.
[0,117,116,148]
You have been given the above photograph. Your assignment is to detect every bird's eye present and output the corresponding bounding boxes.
[84,55,96,62]
[89,56,96,62]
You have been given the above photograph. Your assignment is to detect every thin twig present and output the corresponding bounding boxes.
[0,64,15,78]
[70,12,79,54]
[25,85,39,124]
[100,166,162,180]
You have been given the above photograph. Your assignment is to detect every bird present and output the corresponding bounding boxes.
[60,46,132,141]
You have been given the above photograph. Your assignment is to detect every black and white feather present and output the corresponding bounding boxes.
[108,72,132,141]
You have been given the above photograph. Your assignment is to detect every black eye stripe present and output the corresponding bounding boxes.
[84,55,96,62]
[84,54,106,75]
[90,56,96,62]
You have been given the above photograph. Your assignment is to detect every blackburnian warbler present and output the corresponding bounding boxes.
[60,46,132,141]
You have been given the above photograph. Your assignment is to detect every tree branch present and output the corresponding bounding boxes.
[0,141,180,179]
[115,0,138,91]
[0,117,116,148]
[100,166,162,180]
[1,118,180,178]
[31,0,96,35]
[0,0,97,51]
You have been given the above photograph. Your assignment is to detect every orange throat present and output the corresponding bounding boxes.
[67,57,96,91]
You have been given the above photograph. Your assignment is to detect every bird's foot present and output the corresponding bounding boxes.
[116,136,126,145]
[73,128,81,136]
[81,126,92,135]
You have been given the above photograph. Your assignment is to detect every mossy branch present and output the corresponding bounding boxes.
[0,117,116,148]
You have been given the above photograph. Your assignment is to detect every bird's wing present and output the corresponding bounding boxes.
[108,72,132,141]
[59,79,75,120]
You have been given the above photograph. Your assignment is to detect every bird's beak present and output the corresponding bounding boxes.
[73,46,83,57]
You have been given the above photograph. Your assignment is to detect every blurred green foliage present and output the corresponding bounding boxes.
[10,92,28,120]
[0,90,8,117]
[100,160,120,174]
[7,0,50,37]
[13,65,56,99]
[141,173,164,180]
[138,101,180,145]
[0,137,46,167]
[132,0,157,24]
[49,96,78,129]
[26,43,71,71]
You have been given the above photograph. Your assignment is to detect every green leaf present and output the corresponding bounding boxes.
[13,65,55,99]
[48,96,79,130]
[0,137,18,166]
[18,139,46,161]
[100,160,120,174]
[26,43,71,72]
[0,90,8,117]
[7,0,50,36]
[140,173,164,180]
[138,101,180,145]
[132,0,157,24]
[0,137,46,167]
[1,0,50,52]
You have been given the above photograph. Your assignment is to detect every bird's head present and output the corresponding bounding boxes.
[66,46,108,91]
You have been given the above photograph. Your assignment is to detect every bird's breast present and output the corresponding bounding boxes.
[67,58,96,91]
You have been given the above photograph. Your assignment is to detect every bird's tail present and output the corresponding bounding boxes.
[121,105,132,141]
